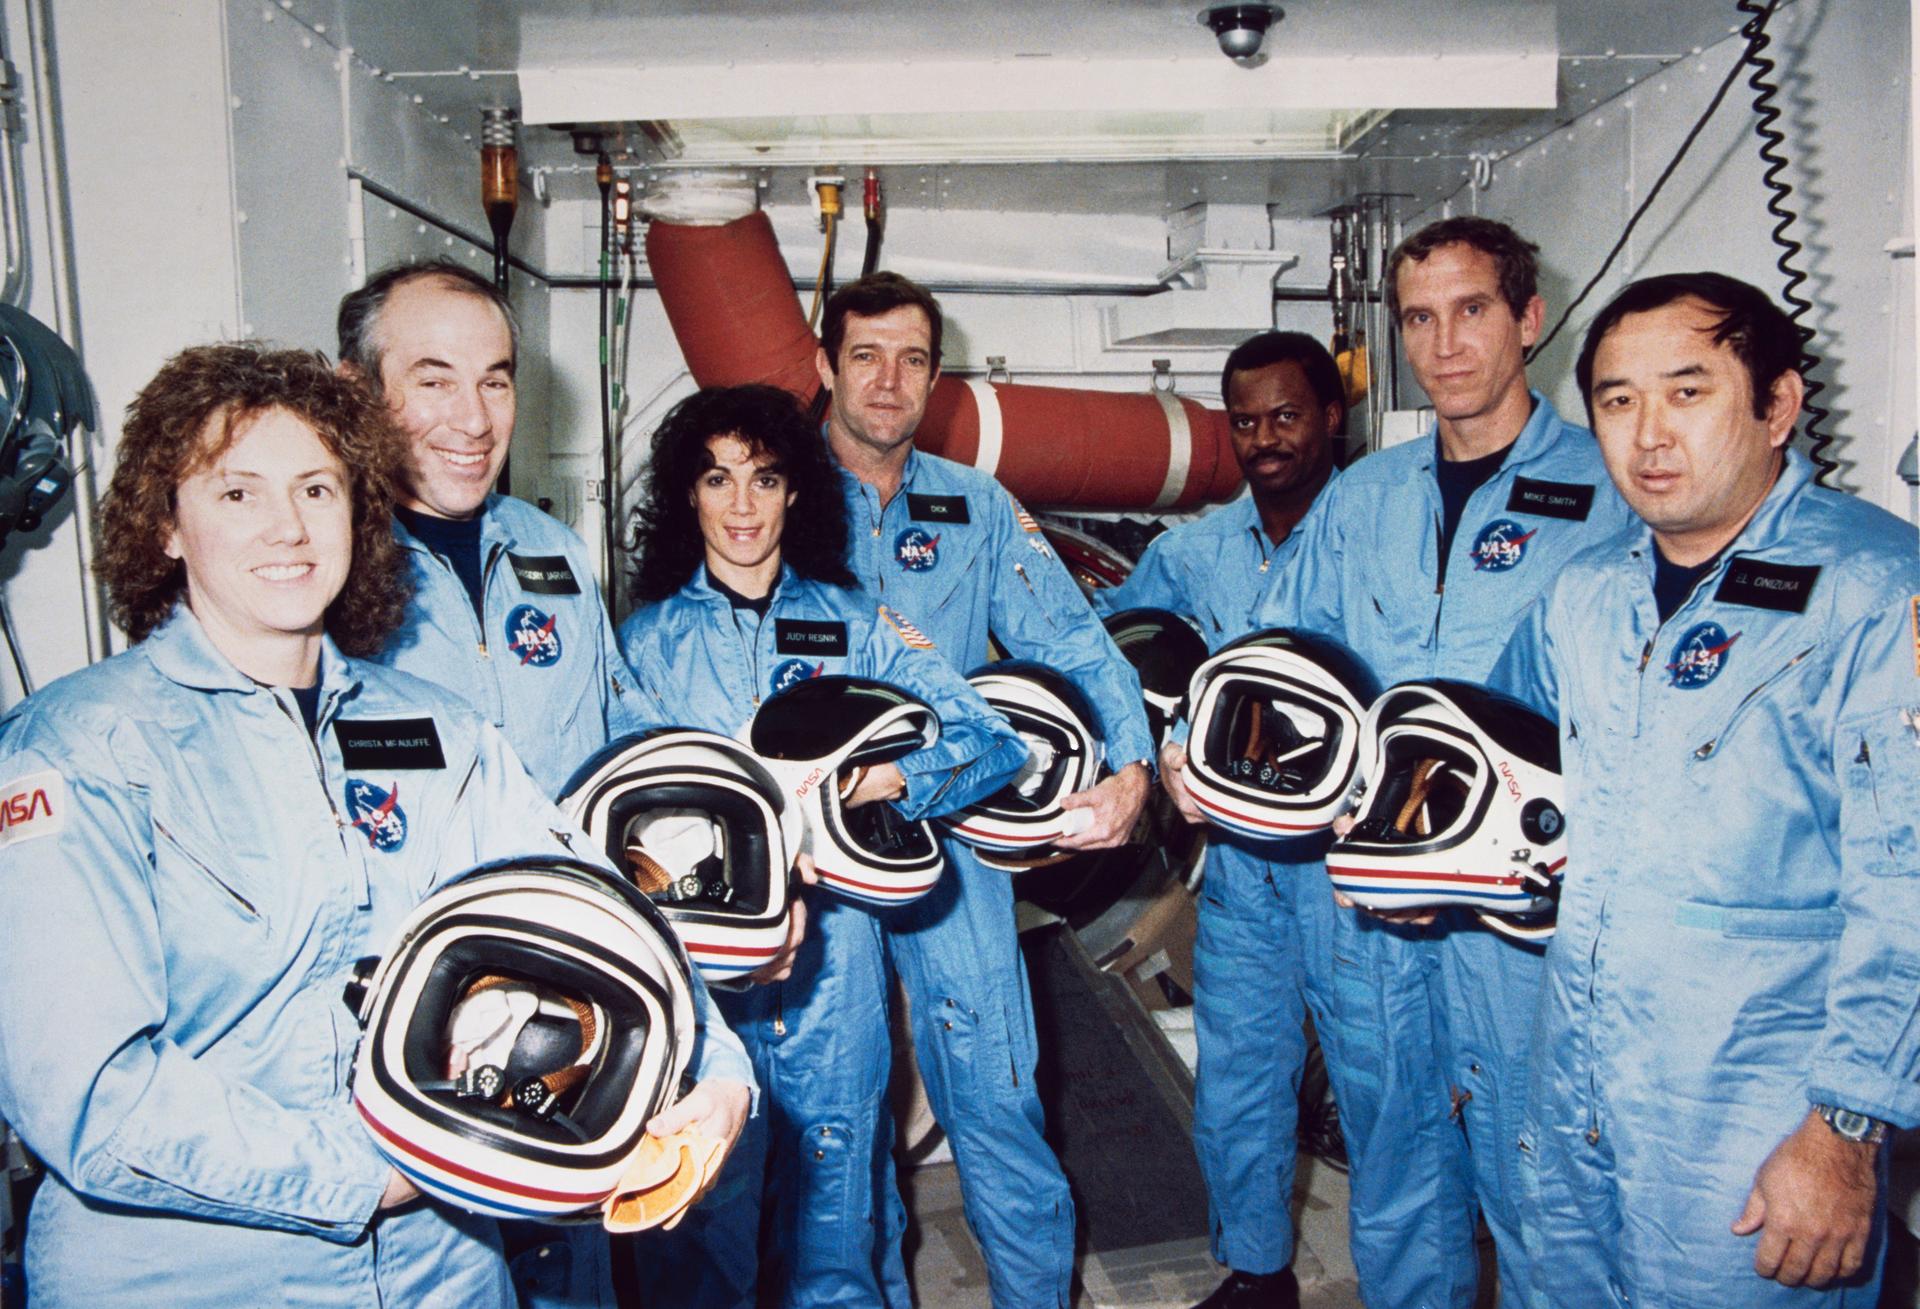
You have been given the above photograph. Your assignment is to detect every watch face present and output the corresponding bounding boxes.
[1821,1105,1885,1143]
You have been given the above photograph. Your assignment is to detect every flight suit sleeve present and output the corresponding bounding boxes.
[861,603,1030,820]
[1807,596,1920,1128]
[1090,529,1182,619]
[1489,591,1563,720]
[462,724,757,1102]
[981,490,1156,768]
[0,743,391,1241]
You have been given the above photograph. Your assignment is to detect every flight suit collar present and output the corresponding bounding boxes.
[390,494,520,556]
[1413,389,1566,473]
[142,604,363,705]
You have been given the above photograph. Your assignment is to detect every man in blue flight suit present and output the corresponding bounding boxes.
[338,261,645,798]
[337,262,746,1308]
[815,272,1156,1308]
[1219,217,1635,1309]
[1098,331,1343,1309]
[1494,273,1920,1307]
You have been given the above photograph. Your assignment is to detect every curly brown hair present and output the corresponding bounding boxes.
[97,343,413,654]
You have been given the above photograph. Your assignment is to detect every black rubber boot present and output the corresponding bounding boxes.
[1189,1266,1302,1309]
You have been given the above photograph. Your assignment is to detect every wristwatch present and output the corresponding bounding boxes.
[1813,1103,1890,1146]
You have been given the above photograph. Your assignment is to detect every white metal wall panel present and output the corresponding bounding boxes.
[1415,0,1912,510]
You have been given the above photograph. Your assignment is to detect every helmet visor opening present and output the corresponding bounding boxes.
[607,783,772,916]
[1351,732,1483,847]
[986,710,1080,813]
[1201,679,1344,796]
[401,935,661,1147]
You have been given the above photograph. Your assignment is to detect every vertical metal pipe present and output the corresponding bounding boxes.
[25,0,107,664]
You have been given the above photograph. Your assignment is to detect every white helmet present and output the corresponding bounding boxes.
[749,676,945,907]
[1327,680,1565,941]
[1183,629,1378,843]
[347,856,695,1221]
[559,729,800,983]
[1103,607,1209,751]
[944,661,1105,870]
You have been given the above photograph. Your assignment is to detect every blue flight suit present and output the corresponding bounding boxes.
[1493,449,1920,1308]
[1252,394,1633,1308]
[1096,492,1321,1277]
[373,495,647,797]
[838,449,1156,1309]
[369,493,741,1307]
[619,565,1027,1308]
[0,607,741,1308]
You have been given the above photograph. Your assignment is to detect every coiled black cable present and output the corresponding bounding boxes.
[1526,1,1780,366]
[1737,0,1837,484]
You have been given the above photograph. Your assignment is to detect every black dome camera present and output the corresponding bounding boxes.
[1198,3,1284,67]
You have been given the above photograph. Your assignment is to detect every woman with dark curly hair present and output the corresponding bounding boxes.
[616,384,1026,1307]
[0,343,648,1307]
[628,383,856,605]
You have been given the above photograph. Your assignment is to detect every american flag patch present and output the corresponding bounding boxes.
[879,605,936,650]
[1014,503,1043,534]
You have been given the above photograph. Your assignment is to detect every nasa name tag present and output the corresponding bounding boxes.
[334,717,447,771]
[1715,558,1820,613]
[774,619,849,656]
[907,494,970,524]
[1506,477,1595,521]
[508,553,581,596]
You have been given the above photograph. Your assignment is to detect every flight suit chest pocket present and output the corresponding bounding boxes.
[893,523,981,622]
[150,799,275,932]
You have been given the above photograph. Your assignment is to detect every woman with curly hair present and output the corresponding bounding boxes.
[0,344,734,1307]
[617,384,1025,1308]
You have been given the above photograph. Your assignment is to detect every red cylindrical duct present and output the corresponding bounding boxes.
[645,213,1243,511]
[647,212,824,398]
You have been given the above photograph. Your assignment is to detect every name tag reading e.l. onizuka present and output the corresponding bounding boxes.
[1715,559,1821,614]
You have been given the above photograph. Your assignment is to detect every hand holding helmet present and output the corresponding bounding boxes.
[748,675,945,907]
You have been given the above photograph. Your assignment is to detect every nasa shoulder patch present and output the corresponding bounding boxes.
[0,769,64,848]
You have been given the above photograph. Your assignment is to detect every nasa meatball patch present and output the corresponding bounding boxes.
[505,603,563,667]
[345,778,408,852]
[1469,519,1537,572]
[0,769,63,848]
[894,527,941,573]
[1667,621,1741,690]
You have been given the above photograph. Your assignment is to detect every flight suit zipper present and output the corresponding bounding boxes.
[728,604,766,707]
